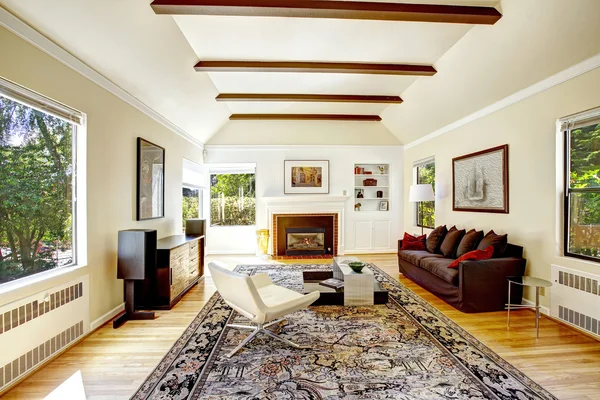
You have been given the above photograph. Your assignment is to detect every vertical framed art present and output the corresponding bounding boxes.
[137,137,165,220]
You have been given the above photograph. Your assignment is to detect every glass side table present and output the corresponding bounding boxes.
[506,276,552,338]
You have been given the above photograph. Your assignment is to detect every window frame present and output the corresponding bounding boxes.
[414,159,435,230]
[0,77,85,289]
[208,166,257,228]
[563,121,600,263]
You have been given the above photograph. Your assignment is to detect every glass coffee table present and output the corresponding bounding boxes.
[506,276,552,338]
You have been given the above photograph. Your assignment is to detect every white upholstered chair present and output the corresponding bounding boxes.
[208,261,320,357]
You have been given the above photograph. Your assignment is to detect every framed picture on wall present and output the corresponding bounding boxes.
[137,137,165,220]
[452,144,509,213]
[284,160,329,194]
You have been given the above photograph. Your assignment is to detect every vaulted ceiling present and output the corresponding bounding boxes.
[1,0,600,146]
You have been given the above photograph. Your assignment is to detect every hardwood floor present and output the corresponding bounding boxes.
[3,254,600,399]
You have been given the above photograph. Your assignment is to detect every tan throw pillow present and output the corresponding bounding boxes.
[456,229,484,257]
[439,226,466,258]
[426,225,448,253]
[477,230,508,257]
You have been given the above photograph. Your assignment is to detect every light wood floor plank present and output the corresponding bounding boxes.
[2,254,599,399]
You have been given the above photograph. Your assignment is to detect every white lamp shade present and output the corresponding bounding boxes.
[409,184,435,202]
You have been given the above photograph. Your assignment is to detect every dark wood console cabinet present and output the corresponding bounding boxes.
[135,234,205,310]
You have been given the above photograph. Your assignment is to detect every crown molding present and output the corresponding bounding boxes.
[404,52,600,150]
[0,6,203,149]
[205,144,404,151]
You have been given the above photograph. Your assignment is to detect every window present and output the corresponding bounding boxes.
[182,159,205,232]
[563,109,600,262]
[0,78,82,285]
[210,164,256,227]
[415,158,435,229]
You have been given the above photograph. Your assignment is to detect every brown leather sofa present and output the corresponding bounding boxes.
[398,240,526,313]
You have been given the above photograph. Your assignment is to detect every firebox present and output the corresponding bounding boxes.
[285,227,326,256]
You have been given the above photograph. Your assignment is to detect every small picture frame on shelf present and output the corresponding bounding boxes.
[355,188,364,198]
[379,200,389,211]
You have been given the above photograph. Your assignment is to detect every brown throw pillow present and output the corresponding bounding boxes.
[456,229,484,257]
[439,226,466,258]
[477,230,508,257]
[426,225,447,253]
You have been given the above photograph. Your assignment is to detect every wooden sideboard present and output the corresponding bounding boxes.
[135,234,205,310]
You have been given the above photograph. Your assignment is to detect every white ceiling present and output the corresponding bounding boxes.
[1,0,599,146]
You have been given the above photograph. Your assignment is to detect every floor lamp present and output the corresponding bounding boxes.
[409,184,435,236]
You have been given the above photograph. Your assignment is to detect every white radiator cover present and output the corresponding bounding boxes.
[0,275,90,391]
[551,265,600,337]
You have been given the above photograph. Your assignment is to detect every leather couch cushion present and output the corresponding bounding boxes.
[420,258,459,285]
[477,230,508,257]
[439,226,466,258]
[398,250,443,266]
[456,229,484,257]
[426,225,448,253]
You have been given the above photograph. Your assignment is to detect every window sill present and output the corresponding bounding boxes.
[0,263,88,300]
[556,255,600,267]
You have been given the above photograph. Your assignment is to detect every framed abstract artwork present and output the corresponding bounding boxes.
[452,144,509,213]
[284,160,329,194]
[137,137,165,220]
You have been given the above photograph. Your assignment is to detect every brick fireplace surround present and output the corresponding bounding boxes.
[272,213,339,258]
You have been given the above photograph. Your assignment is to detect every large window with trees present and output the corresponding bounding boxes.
[563,109,600,262]
[182,159,205,232]
[1,79,81,285]
[210,165,256,227]
[415,159,435,229]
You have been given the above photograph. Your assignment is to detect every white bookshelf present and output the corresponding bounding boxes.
[353,163,390,212]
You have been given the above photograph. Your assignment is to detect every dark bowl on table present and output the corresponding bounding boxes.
[348,262,366,273]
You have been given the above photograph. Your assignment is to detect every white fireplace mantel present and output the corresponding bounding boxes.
[264,195,350,255]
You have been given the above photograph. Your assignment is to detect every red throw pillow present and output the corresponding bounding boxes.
[448,245,494,268]
[400,232,426,251]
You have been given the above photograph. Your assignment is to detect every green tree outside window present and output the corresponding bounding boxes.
[417,163,435,229]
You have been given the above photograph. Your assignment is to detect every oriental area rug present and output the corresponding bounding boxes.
[132,264,556,400]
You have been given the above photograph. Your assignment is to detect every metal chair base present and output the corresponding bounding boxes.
[225,319,307,357]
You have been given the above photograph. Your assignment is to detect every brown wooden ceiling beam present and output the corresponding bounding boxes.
[216,93,402,104]
[151,0,501,25]
[196,61,436,76]
[229,114,382,121]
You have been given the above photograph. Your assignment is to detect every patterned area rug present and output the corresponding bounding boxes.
[132,264,556,400]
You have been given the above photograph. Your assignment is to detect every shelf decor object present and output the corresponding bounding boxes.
[409,184,435,235]
[284,160,329,194]
[452,144,509,213]
[136,137,165,220]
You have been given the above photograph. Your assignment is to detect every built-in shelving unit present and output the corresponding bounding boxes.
[353,163,390,212]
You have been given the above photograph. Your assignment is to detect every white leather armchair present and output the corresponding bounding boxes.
[208,261,320,357]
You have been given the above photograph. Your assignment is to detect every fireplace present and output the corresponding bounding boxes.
[285,228,326,256]
[272,213,337,257]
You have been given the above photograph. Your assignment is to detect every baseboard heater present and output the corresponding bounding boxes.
[550,265,600,338]
[0,275,90,392]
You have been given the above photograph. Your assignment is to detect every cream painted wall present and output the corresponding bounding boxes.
[0,27,203,322]
[403,66,600,308]
[208,120,402,145]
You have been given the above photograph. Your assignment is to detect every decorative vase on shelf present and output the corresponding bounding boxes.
[354,166,361,174]
[377,191,383,198]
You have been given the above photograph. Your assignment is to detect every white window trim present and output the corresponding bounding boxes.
[0,79,87,298]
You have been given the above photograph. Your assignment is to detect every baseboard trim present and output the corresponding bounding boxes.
[344,250,397,255]
[90,302,125,331]
[521,298,550,316]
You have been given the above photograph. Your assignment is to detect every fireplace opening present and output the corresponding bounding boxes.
[285,227,326,255]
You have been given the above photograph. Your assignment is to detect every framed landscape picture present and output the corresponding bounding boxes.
[284,160,329,194]
[137,137,165,220]
[452,144,508,213]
